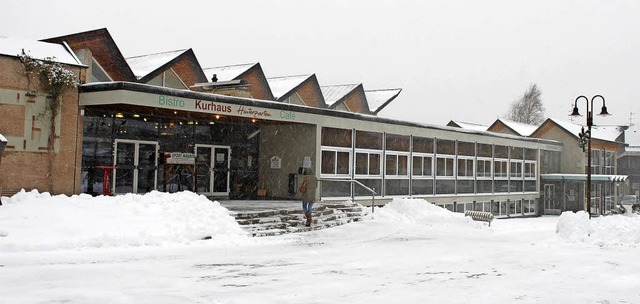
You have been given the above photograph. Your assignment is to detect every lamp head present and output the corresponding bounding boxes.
[570,106,581,116]
[598,105,611,116]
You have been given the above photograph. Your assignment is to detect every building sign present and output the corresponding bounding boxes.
[270,156,282,169]
[165,152,195,165]
[156,94,294,122]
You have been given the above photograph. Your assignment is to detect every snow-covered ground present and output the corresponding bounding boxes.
[1,191,640,303]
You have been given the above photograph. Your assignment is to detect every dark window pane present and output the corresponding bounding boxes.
[435,180,455,194]
[413,137,434,153]
[355,153,368,175]
[322,150,335,174]
[386,155,397,175]
[337,152,350,174]
[398,155,408,175]
[477,143,492,157]
[495,145,509,158]
[412,156,423,176]
[386,134,410,151]
[356,131,383,149]
[457,180,474,194]
[510,147,524,160]
[436,139,455,155]
[458,142,475,156]
[411,179,433,195]
[370,154,380,175]
[385,179,410,195]
[322,127,352,147]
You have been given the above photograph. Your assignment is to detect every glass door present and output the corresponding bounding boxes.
[114,140,158,194]
[195,145,230,196]
[137,143,158,193]
[114,141,135,193]
[195,145,213,194]
[213,147,230,194]
[543,184,555,211]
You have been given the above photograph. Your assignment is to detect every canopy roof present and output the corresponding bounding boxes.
[541,174,628,182]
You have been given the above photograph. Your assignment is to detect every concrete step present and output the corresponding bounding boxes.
[233,202,368,237]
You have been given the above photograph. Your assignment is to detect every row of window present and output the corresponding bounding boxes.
[321,128,538,180]
[586,150,616,175]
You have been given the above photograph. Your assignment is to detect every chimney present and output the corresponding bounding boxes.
[211,74,218,82]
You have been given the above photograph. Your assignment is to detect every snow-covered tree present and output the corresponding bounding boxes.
[506,84,545,125]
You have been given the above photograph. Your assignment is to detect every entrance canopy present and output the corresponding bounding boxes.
[541,174,628,182]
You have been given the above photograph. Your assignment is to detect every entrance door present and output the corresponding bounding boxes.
[543,184,557,213]
[114,140,158,194]
[195,145,230,196]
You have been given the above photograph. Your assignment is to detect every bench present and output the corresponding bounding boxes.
[464,210,494,226]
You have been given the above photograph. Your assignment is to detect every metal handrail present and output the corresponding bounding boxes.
[320,178,377,213]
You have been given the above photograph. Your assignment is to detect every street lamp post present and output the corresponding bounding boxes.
[570,95,610,219]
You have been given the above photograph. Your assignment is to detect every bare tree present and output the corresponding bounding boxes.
[506,84,545,125]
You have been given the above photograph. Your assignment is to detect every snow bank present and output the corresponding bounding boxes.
[556,211,640,247]
[374,198,483,228]
[0,190,247,252]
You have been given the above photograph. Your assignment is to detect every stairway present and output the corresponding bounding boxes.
[232,202,369,237]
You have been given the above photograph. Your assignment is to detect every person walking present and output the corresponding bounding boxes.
[299,168,318,227]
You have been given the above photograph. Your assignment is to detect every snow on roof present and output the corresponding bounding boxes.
[625,124,640,145]
[321,84,359,106]
[203,63,256,82]
[450,121,488,132]
[365,89,401,113]
[267,75,311,100]
[497,119,539,136]
[125,49,187,79]
[550,118,625,142]
[0,133,6,142]
[0,36,82,66]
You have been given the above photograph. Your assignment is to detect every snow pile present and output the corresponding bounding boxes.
[556,211,640,247]
[373,198,483,228]
[0,190,247,251]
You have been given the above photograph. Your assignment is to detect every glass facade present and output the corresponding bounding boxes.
[81,108,259,199]
[319,127,540,212]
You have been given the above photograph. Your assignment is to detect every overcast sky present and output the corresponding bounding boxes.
[2,0,639,127]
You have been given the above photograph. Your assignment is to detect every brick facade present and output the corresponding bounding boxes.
[0,55,84,196]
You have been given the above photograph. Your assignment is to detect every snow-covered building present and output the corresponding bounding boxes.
[321,84,371,114]
[487,118,539,137]
[1,28,569,219]
[618,123,640,197]
[446,120,489,132]
[530,118,628,214]
[201,63,274,100]
[267,74,327,108]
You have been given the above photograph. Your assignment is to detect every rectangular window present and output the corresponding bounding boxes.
[321,149,351,176]
[386,134,410,151]
[477,159,492,178]
[436,157,454,177]
[385,154,409,176]
[436,139,455,155]
[356,131,383,150]
[524,161,536,178]
[412,155,433,177]
[322,127,352,147]
[457,158,474,177]
[413,137,434,153]
[510,161,523,178]
[458,141,475,156]
[355,152,381,176]
[494,160,508,178]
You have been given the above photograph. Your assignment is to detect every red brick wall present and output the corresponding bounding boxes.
[0,55,84,196]
[240,66,274,100]
[295,77,325,108]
